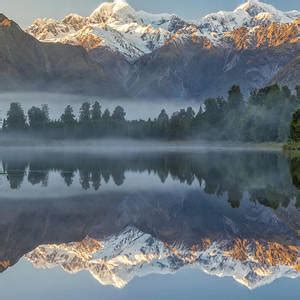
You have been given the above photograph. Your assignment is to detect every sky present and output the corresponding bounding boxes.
[0,0,299,27]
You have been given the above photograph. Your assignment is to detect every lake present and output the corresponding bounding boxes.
[0,147,299,300]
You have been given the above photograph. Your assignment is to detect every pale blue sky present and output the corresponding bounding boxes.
[0,0,299,27]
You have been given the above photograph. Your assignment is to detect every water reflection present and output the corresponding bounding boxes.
[0,149,300,291]
[1,150,300,209]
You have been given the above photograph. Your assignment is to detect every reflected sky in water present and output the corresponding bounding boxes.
[0,148,299,299]
[1,259,300,300]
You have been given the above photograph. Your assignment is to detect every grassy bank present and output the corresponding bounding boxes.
[283,141,300,157]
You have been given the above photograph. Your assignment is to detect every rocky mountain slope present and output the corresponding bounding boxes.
[128,39,299,98]
[0,0,299,98]
[272,54,300,88]
[0,14,123,95]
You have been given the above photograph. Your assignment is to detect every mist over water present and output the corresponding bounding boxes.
[0,92,200,121]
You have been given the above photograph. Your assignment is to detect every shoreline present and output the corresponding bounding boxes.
[0,139,283,153]
[283,142,300,157]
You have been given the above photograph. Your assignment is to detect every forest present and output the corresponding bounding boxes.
[1,84,300,142]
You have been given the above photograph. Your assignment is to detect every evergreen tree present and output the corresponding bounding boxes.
[79,170,90,190]
[260,84,281,108]
[61,105,76,127]
[195,106,203,120]
[91,171,101,190]
[42,104,50,122]
[2,118,7,130]
[157,109,169,137]
[290,109,300,142]
[79,102,91,123]
[157,109,169,124]
[28,106,49,129]
[102,109,111,121]
[186,107,195,120]
[6,102,26,130]
[61,170,75,186]
[203,98,221,125]
[112,106,126,121]
[296,85,300,100]
[169,109,191,138]
[91,101,102,121]
[227,85,244,110]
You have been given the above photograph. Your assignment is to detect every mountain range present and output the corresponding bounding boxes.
[26,226,300,290]
[0,0,299,98]
[0,185,300,290]
[7,228,300,291]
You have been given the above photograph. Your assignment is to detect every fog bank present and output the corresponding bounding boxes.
[0,92,200,121]
[0,137,282,154]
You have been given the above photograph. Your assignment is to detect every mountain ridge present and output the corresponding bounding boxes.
[0,1,299,98]
[26,0,300,62]
[25,226,300,290]
[0,185,299,290]
[0,13,125,95]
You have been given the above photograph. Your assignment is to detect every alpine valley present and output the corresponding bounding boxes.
[1,0,300,98]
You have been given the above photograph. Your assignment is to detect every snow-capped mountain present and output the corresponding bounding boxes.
[1,1,299,97]
[201,0,299,35]
[26,0,300,62]
[26,226,300,290]
[26,0,175,61]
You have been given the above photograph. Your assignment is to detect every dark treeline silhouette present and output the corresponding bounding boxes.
[1,151,300,209]
[289,108,300,144]
[1,84,300,142]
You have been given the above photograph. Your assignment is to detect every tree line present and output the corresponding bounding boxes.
[1,84,300,142]
[2,151,300,209]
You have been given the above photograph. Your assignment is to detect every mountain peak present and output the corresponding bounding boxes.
[89,0,135,24]
[236,0,274,13]
[0,14,10,25]
[0,13,7,21]
[89,1,172,26]
[0,14,16,29]
[26,0,299,62]
[234,0,287,20]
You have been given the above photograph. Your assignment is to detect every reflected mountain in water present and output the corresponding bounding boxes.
[26,225,300,290]
[0,149,300,289]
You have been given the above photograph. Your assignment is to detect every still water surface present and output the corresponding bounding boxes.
[0,148,299,299]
